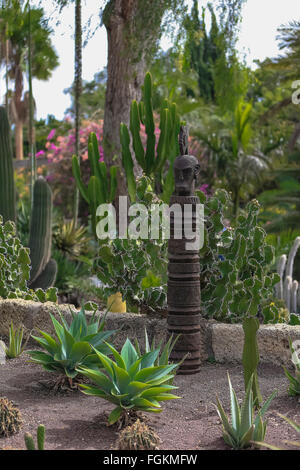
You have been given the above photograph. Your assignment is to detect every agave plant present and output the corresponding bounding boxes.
[215,373,277,450]
[27,305,114,385]
[53,219,91,259]
[283,339,300,396]
[77,332,181,425]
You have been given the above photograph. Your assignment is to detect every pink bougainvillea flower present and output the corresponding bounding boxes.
[35,150,45,157]
[47,129,56,140]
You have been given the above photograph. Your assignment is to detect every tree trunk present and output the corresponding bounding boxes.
[73,0,82,226]
[15,119,24,160]
[102,0,169,198]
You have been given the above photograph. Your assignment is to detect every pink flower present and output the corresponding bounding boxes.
[47,129,56,140]
[36,150,45,157]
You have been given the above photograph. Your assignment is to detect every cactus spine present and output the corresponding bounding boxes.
[242,317,262,407]
[0,106,16,223]
[72,132,118,236]
[28,177,57,289]
[120,72,182,203]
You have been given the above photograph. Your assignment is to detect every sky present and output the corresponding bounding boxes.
[1,0,298,120]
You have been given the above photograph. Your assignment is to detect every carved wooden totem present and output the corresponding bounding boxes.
[167,126,202,374]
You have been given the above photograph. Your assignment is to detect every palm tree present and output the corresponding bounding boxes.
[0,0,59,160]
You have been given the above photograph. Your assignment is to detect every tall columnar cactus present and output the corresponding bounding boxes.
[242,317,262,406]
[120,72,182,203]
[24,424,45,450]
[72,132,118,236]
[276,237,300,315]
[0,106,16,223]
[28,177,57,289]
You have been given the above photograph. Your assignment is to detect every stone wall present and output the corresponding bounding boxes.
[0,299,299,367]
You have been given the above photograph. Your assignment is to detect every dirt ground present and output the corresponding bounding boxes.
[0,354,299,451]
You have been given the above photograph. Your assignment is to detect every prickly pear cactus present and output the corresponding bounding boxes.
[200,191,280,323]
[0,215,57,302]
[95,177,167,312]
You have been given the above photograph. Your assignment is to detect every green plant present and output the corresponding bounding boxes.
[28,177,57,290]
[72,132,118,236]
[0,397,23,437]
[283,339,300,396]
[275,237,300,316]
[199,191,281,404]
[116,419,160,450]
[27,305,115,383]
[24,424,45,450]
[120,71,182,203]
[4,322,28,359]
[0,215,57,302]
[0,106,16,223]
[215,374,277,450]
[256,413,300,450]
[53,219,91,259]
[77,333,181,425]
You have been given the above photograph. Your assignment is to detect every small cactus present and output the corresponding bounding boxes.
[116,419,160,450]
[0,397,22,437]
[24,424,45,450]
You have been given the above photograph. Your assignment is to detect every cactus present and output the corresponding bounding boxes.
[28,177,57,289]
[242,317,262,406]
[120,72,182,203]
[199,192,281,404]
[276,237,300,315]
[116,419,160,450]
[0,106,16,223]
[0,397,22,437]
[72,132,118,236]
[24,424,45,450]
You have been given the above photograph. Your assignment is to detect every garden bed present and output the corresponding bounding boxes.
[1,299,300,367]
[0,354,299,450]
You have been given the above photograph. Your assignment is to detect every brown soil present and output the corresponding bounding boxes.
[0,354,299,450]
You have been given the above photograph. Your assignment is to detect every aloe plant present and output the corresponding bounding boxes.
[27,305,115,381]
[215,373,277,450]
[77,332,181,425]
[5,322,29,359]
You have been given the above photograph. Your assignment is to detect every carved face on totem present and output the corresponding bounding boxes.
[174,154,200,196]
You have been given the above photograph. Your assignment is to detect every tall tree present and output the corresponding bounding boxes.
[0,0,59,160]
[73,0,82,226]
[102,0,185,196]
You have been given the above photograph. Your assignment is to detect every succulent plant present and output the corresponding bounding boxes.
[24,424,45,450]
[4,322,28,359]
[72,132,118,236]
[77,332,181,425]
[0,106,16,223]
[0,215,57,302]
[283,339,300,396]
[28,177,57,290]
[215,374,277,450]
[27,305,115,381]
[275,237,300,319]
[116,419,160,450]
[0,397,22,437]
[120,72,182,203]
